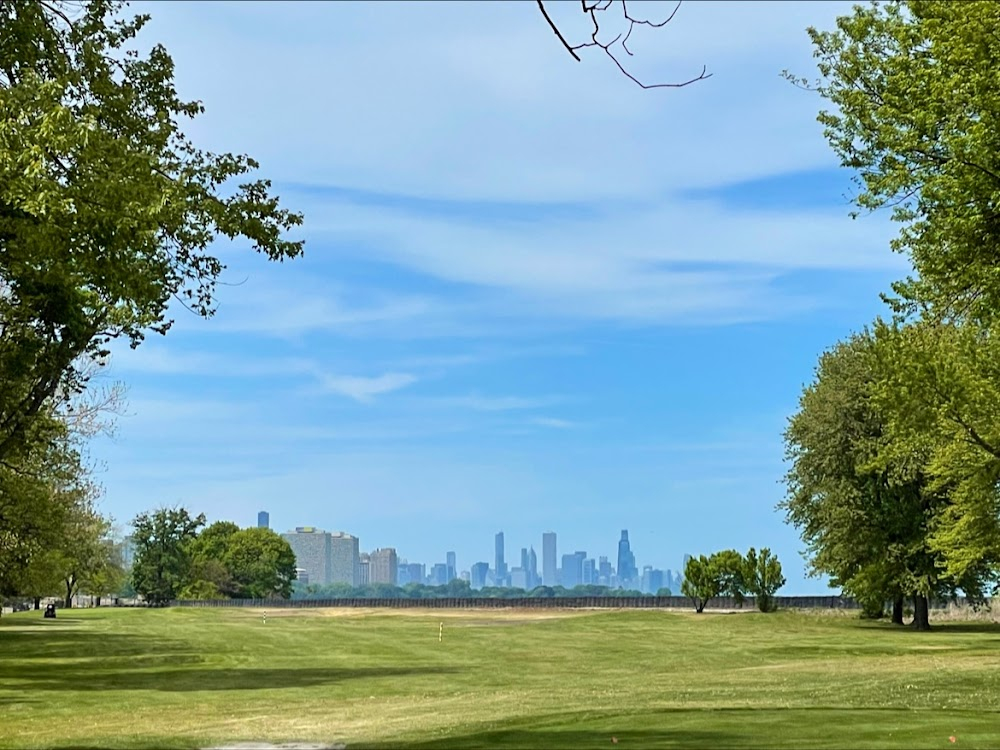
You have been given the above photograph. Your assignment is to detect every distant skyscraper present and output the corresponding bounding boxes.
[446,551,457,582]
[359,552,370,586]
[257,511,269,529]
[495,531,507,584]
[561,552,585,589]
[510,568,528,589]
[641,565,653,593]
[369,548,398,584]
[430,563,449,586]
[329,532,360,586]
[281,527,331,585]
[542,532,557,586]
[583,558,596,585]
[528,546,538,589]
[617,530,636,587]
[598,556,612,581]
[410,562,426,585]
[471,562,489,590]
[649,569,664,594]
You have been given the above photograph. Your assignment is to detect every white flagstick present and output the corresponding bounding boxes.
[439,622,443,643]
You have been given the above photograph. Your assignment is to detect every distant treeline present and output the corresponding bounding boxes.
[292,580,671,600]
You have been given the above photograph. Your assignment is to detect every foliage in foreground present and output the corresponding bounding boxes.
[0,0,303,466]
[131,509,296,604]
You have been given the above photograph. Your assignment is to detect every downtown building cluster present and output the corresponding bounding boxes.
[262,511,685,594]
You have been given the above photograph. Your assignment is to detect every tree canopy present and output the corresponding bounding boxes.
[0,0,303,463]
[800,0,1000,323]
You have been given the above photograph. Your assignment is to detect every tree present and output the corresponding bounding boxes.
[185,520,240,597]
[130,507,204,605]
[0,412,90,599]
[51,502,117,608]
[782,328,972,630]
[743,548,785,613]
[794,1,1000,323]
[712,549,748,607]
[223,528,296,600]
[868,320,1000,599]
[0,0,303,464]
[681,555,721,614]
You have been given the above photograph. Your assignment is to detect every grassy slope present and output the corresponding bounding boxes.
[2,607,1000,749]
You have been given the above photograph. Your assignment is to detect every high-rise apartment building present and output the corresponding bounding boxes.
[281,527,331,585]
[494,531,507,585]
[446,551,457,582]
[329,532,360,586]
[542,532,557,586]
[369,548,398,584]
[257,511,269,529]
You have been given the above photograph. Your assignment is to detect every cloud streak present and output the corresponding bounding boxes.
[318,372,418,403]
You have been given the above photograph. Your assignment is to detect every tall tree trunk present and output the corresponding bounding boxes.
[64,576,75,609]
[95,595,101,607]
[912,594,931,631]
[33,597,40,610]
[891,596,904,625]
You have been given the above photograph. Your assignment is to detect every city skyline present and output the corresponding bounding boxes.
[274,513,689,593]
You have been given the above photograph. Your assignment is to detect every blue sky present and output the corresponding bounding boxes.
[92,1,908,592]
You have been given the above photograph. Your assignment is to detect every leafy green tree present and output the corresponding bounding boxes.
[52,503,117,608]
[869,320,1000,593]
[0,413,91,598]
[712,549,748,607]
[743,548,786,613]
[130,507,205,605]
[794,0,1000,323]
[185,521,240,597]
[0,0,302,463]
[681,555,722,613]
[223,528,296,599]
[782,328,971,630]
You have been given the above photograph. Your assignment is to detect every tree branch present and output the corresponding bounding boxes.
[536,0,580,62]
[537,0,709,89]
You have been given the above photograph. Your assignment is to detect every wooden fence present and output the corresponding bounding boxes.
[171,595,862,610]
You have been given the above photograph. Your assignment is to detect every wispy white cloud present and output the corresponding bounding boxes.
[318,372,417,403]
[138,1,855,202]
[420,394,564,412]
[528,417,578,429]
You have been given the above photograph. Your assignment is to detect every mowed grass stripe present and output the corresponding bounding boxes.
[2,607,1000,748]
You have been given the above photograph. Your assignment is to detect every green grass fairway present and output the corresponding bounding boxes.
[3,607,1000,749]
